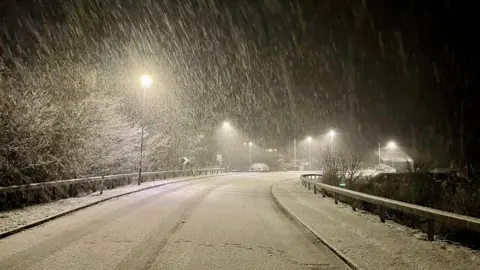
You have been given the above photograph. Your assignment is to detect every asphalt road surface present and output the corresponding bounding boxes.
[0,173,350,269]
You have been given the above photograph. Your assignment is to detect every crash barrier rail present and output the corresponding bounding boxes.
[0,168,225,194]
[300,174,480,241]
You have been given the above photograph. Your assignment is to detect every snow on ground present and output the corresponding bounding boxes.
[273,180,480,270]
[0,176,203,233]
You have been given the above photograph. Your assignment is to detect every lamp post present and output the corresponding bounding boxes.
[138,74,152,185]
[328,129,336,152]
[248,141,253,167]
[222,121,231,170]
[386,141,398,168]
[307,136,312,170]
[378,141,398,167]
[378,142,381,166]
[293,138,297,171]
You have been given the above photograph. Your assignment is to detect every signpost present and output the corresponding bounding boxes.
[181,157,190,165]
[217,154,223,166]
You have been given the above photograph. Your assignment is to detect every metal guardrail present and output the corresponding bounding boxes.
[0,168,225,193]
[300,174,480,241]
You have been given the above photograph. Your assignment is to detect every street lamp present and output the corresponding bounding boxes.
[307,136,312,170]
[248,141,253,167]
[327,130,337,152]
[293,138,297,171]
[386,141,397,167]
[378,141,398,167]
[221,121,232,170]
[138,74,152,185]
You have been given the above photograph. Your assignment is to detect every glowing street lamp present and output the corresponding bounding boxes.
[138,74,152,185]
[140,74,152,89]
[386,141,398,150]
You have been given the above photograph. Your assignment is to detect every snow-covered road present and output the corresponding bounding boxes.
[0,173,350,269]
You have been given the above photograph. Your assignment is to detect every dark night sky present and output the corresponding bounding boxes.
[1,0,479,163]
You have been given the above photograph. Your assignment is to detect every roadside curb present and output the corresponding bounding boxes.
[270,181,360,270]
[0,174,226,240]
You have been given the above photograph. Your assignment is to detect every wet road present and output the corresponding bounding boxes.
[0,173,349,269]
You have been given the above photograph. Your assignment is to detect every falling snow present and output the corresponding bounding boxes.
[0,0,479,258]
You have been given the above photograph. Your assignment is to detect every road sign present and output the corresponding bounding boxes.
[136,128,149,138]
[181,157,190,165]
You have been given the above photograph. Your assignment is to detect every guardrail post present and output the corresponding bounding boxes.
[379,207,386,223]
[334,194,338,204]
[427,219,435,241]
[351,199,356,211]
[307,183,311,190]
[322,189,326,197]
[313,185,317,194]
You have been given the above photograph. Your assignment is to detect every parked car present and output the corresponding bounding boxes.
[249,163,270,172]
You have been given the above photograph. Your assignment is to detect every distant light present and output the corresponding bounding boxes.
[328,130,336,138]
[274,149,277,152]
[140,74,152,88]
[243,142,247,146]
[223,121,231,128]
[248,141,253,147]
[307,136,312,142]
[386,141,398,150]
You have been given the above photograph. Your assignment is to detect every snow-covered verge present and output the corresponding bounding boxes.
[0,175,213,233]
[273,180,479,270]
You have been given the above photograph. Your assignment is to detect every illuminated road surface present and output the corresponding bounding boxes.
[0,173,349,269]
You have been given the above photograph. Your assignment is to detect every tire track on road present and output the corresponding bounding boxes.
[114,179,235,270]
[0,177,222,270]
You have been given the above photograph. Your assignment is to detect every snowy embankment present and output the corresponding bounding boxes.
[0,176,199,233]
[273,180,479,270]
